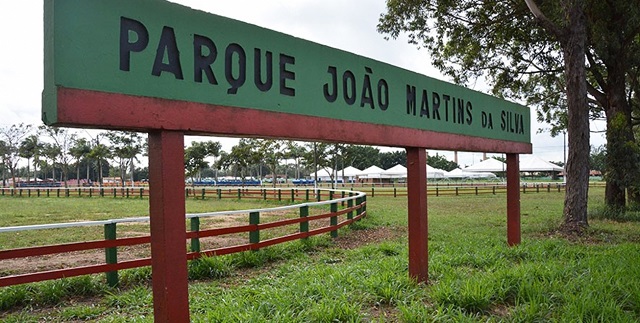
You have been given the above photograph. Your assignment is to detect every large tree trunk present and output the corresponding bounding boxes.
[560,0,590,233]
[603,67,640,211]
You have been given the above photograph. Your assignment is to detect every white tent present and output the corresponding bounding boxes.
[519,155,563,172]
[382,164,407,178]
[357,165,386,179]
[311,168,333,181]
[338,166,362,177]
[447,168,497,179]
[336,166,362,183]
[426,165,447,179]
[463,158,506,173]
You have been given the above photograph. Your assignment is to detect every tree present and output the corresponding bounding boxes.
[217,139,254,181]
[0,123,32,187]
[342,145,380,170]
[88,134,111,186]
[0,140,9,187]
[589,145,606,173]
[105,131,144,186]
[68,137,92,184]
[284,141,307,179]
[259,139,285,187]
[184,140,222,185]
[40,142,61,182]
[39,126,76,187]
[19,134,43,183]
[427,153,459,172]
[379,0,591,232]
[379,151,406,170]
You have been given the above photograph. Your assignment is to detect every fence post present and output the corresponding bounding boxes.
[394,187,397,198]
[66,188,70,197]
[140,188,144,198]
[305,189,310,201]
[330,202,338,238]
[547,184,551,193]
[455,187,459,196]
[300,205,309,239]
[237,188,242,200]
[347,192,354,221]
[100,187,104,197]
[249,211,260,250]
[371,187,375,197]
[278,189,282,201]
[291,189,295,202]
[126,188,130,198]
[341,191,345,206]
[329,190,334,201]
[28,189,31,197]
[436,187,439,197]
[113,188,117,198]
[104,223,118,287]
[363,195,367,215]
[475,187,478,195]
[217,188,222,200]
[536,184,540,193]
[493,186,496,195]
[316,190,321,202]
[185,188,189,199]
[190,217,200,253]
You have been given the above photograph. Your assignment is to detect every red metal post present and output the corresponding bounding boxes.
[148,131,190,322]
[406,147,428,283]
[506,153,521,246]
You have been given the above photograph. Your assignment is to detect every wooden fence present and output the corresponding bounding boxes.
[0,182,571,200]
[0,189,366,287]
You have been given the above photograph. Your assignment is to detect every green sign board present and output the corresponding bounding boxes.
[44,0,530,143]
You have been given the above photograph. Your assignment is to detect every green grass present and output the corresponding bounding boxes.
[1,187,640,321]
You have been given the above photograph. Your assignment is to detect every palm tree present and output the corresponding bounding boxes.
[69,137,92,185]
[19,135,38,183]
[88,135,111,187]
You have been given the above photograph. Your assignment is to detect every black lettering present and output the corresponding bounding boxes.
[518,115,524,134]
[279,54,295,96]
[509,111,515,132]
[323,66,338,102]
[120,17,149,72]
[377,79,389,111]
[443,94,450,122]
[152,26,183,79]
[465,101,473,125]
[501,111,506,131]
[343,70,356,105]
[457,98,465,124]
[432,92,441,120]
[360,67,374,109]
[254,48,273,92]
[225,43,246,94]
[193,34,217,84]
[420,90,430,118]
[406,85,416,115]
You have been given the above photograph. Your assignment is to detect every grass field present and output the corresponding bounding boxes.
[1,187,640,322]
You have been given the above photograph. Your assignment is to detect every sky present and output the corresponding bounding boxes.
[0,0,606,168]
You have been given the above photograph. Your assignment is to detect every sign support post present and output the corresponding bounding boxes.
[506,153,521,246]
[406,147,428,283]
[148,131,190,322]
